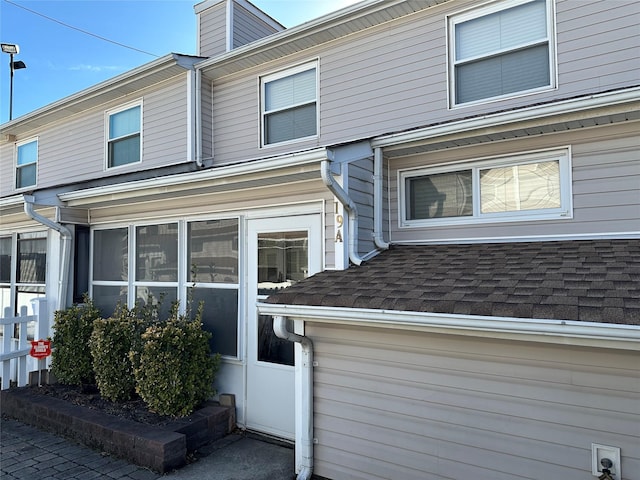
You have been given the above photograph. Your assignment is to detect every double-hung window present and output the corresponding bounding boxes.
[16,139,38,189]
[0,232,47,322]
[401,148,572,227]
[449,0,555,106]
[261,62,318,146]
[107,102,141,168]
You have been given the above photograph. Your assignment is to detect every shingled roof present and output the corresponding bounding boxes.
[266,239,640,325]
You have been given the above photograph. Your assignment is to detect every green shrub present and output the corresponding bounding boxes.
[133,306,220,417]
[51,297,101,386]
[89,306,140,401]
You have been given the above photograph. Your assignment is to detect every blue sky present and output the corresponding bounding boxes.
[0,0,361,124]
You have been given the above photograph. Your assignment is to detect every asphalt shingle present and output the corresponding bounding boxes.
[266,239,640,324]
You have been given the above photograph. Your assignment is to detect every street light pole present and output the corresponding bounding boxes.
[9,51,15,120]
[1,43,27,121]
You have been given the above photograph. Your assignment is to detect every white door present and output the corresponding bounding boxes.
[246,214,322,439]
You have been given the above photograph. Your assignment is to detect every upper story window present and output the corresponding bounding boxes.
[400,148,572,227]
[449,0,555,107]
[261,62,318,146]
[107,102,141,168]
[16,138,38,189]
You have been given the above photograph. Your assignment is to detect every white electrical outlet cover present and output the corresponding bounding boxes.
[591,443,621,477]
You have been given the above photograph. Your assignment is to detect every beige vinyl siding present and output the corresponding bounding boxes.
[232,3,279,49]
[198,1,227,58]
[208,0,638,164]
[557,0,640,95]
[1,141,17,195]
[211,75,262,165]
[2,76,189,193]
[308,322,640,480]
[142,80,188,163]
[37,113,104,187]
[388,122,640,242]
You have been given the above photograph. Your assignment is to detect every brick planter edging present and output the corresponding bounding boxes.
[1,388,235,473]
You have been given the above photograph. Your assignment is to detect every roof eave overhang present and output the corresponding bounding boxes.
[197,0,451,80]
[258,303,640,351]
[372,87,640,157]
[57,147,328,207]
[0,54,205,137]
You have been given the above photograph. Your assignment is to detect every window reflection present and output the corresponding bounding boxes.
[136,224,178,282]
[188,219,238,283]
[258,315,293,366]
[257,231,308,295]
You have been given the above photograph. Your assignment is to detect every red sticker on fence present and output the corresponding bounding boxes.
[30,340,51,359]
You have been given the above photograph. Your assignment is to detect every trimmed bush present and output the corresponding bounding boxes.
[51,297,100,386]
[90,307,139,401]
[133,307,220,417]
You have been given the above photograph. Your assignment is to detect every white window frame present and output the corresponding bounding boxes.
[0,231,47,322]
[399,147,573,228]
[15,137,38,190]
[260,61,319,148]
[447,0,557,108]
[105,100,143,169]
[90,216,242,360]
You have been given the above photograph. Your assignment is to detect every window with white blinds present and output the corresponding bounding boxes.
[16,138,38,189]
[107,102,142,168]
[400,148,572,227]
[449,0,554,106]
[261,63,318,146]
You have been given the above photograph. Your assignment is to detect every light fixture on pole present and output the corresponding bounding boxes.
[1,43,27,121]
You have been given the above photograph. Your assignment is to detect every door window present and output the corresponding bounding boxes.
[256,230,308,365]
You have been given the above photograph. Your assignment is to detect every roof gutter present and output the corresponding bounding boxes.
[258,303,640,351]
[59,147,328,204]
[372,87,640,150]
[23,195,73,311]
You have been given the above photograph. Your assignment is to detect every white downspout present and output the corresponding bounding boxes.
[23,195,73,311]
[273,316,313,480]
[321,159,363,266]
[195,68,204,167]
[373,147,389,250]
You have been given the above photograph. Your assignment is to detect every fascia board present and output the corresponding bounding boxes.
[372,87,640,150]
[58,147,328,203]
[257,303,640,351]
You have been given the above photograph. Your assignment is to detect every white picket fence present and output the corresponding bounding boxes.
[0,298,49,390]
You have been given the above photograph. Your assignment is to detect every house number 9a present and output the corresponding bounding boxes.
[335,213,343,243]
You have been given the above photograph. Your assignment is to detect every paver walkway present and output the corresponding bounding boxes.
[1,416,295,480]
[1,416,158,480]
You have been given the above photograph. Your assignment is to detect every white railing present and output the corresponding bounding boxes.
[0,299,49,390]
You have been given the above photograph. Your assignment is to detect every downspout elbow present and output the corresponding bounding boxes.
[321,159,363,266]
[23,195,73,311]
